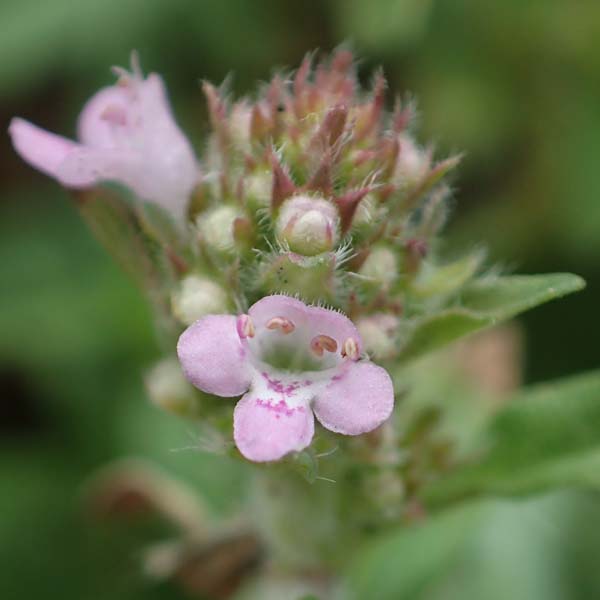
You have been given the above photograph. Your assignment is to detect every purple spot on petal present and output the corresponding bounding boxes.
[261,372,305,397]
[255,398,297,417]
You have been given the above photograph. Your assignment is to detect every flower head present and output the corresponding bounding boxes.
[8,53,199,220]
[177,295,394,462]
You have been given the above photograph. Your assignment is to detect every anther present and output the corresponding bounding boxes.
[341,337,360,360]
[236,314,255,339]
[310,334,338,357]
[266,316,295,334]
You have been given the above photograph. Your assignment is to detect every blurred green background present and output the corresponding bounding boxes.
[1,1,599,598]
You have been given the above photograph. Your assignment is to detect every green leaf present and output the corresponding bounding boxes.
[460,273,586,318]
[424,370,600,507]
[398,309,490,361]
[345,501,484,600]
[411,252,483,299]
[399,273,585,361]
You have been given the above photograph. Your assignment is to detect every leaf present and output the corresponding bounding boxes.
[399,309,490,361]
[424,370,600,507]
[460,273,586,318]
[399,273,585,361]
[344,501,484,600]
[411,252,483,299]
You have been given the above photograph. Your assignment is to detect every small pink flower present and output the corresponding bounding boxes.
[177,295,394,462]
[8,54,199,220]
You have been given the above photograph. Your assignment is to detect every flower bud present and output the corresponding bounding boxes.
[171,275,229,325]
[394,134,430,188]
[229,102,252,149]
[356,314,399,360]
[276,195,339,256]
[245,169,272,209]
[351,192,376,228]
[359,246,398,288]
[145,358,196,416]
[197,205,240,253]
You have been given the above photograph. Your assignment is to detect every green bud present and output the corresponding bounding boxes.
[359,246,398,288]
[171,275,229,325]
[356,314,399,360]
[145,358,197,416]
[245,169,272,210]
[197,205,240,254]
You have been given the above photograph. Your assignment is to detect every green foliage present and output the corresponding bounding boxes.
[3,0,600,597]
[399,274,585,361]
[0,195,246,600]
[424,370,600,506]
[346,501,484,600]
[348,494,573,600]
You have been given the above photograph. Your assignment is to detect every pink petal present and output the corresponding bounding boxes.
[77,85,132,149]
[249,294,362,353]
[77,74,199,216]
[9,118,79,180]
[177,315,251,397]
[56,146,149,190]
[233,392,314,462]
[313,361,394,435]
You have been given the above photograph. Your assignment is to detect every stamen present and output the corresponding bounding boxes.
[266,316,295,334]
[310,334,338,357]
[341,337,360,360]
[236,314,255,339]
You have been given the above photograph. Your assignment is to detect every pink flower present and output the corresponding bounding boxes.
[177,295,394,462]
[8,54,199,220]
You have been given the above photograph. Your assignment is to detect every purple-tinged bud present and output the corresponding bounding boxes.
[305,152,333,196]
[276,195,339,256]
[405,238,428,274]
[270,154,297,210]
[229,101,252,149]
[335,188,371,234]
[394,134,430,188]
[202,82,228,149]
[313,104,348,148]
[250,103,274,142]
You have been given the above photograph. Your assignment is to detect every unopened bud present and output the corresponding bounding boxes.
[145,358,196,416]
[276,195,339,256]
[229,102,252,149]
[351,192,378,229]
[245,170,272,209]
[197,205,240,253]
[171,275,229,325]
[356,314,399,360]
[359,246,398,288]
[394,134,430,188]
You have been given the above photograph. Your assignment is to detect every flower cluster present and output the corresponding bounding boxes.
[9,51,465,464]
